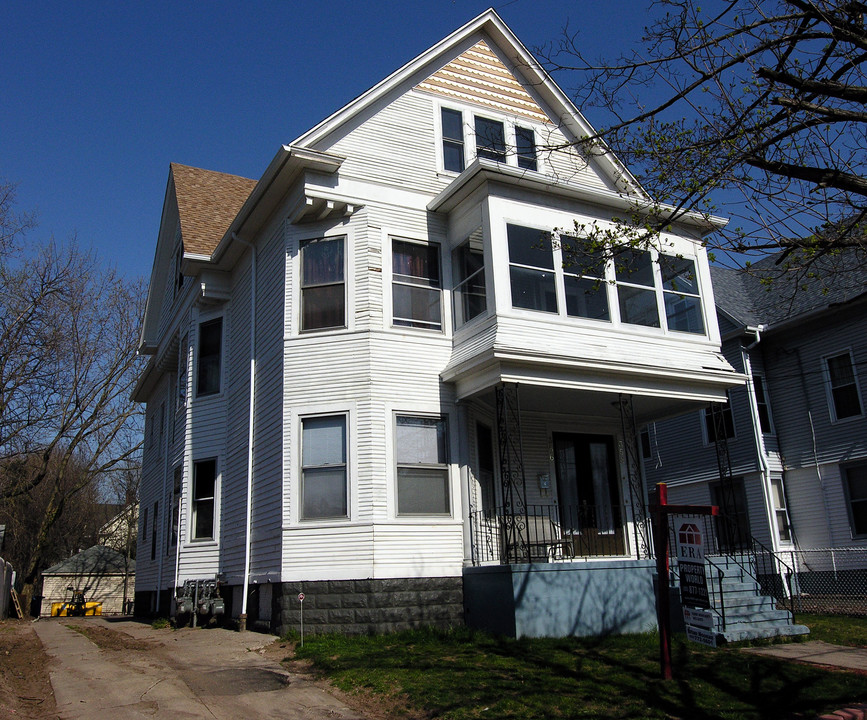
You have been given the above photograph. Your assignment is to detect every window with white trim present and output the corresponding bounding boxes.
[452,233,486,327]
[167,466,181,552]
[392,238,442,330]
[507,224,557,313]
[659,255,704,334]
[560,235,609,321]
[844,463,867,537]
[770,476,791,542]
[396,415,450,515]
[192,459,216,540]
[177,334,188,411]
[515,126,537,171]
[615,249,660,328]
[196,318,222,396]
[300,236,345,331]
[438,107,542,173]
[301,415,348,519]
[825,351,863,421]
[441,108,465,172]
[474,116,506,162]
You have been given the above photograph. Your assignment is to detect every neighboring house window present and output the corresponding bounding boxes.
[192,459,216,540]
[753,375,774,434]
[507,224,557,313]
[300,236,345,331]
[659,255,704,334]
[196,318,222,396]
[177,334,188,411]
[704,395,735,444]
[825,351,863,421]
[174,242,184,298]
[168,466,181,552]
[615,249,660,328]
[158,402,165,447]
[148,413,155,449]
[474,116,506,162]
[453,235,486,327]
[515,126,537,171]
[151,501,158,561]
[301,415,348,519]
[560,235,609,322]
[392,239,442,330]
[844,463,867,537]
[770,476,791,542]
[141,506,148,542]
[396,415,450,515]
[441,108,465,172]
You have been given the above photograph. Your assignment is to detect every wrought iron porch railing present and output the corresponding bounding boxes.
[469,503,629,565]
[666,512,797,629]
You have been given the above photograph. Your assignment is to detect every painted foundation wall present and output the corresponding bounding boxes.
[463,561,659,638]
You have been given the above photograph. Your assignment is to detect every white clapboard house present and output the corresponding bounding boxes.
[133,9,744,637]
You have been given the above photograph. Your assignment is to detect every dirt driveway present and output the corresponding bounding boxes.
[28,617,366,719]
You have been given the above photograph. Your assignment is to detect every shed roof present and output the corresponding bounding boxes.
[171,163,256,257]
[43,545,134,576]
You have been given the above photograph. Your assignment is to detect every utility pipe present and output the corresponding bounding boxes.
[233,232,257,631]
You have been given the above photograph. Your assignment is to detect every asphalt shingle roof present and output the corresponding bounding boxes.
[710,249,867,329]
[43,545,134,576]
[171,163,257,257]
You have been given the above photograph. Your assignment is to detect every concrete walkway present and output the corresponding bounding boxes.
[34,617,364,720]
[743,640,867,671]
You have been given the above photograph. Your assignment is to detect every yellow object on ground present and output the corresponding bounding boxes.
[50,601,102,617]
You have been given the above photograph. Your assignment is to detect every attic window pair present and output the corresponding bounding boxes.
[441,108,537,173]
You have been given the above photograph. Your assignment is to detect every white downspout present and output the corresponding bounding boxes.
[234,232,257,631]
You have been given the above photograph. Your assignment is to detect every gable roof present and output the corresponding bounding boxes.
[43,545,134,576]
[171,163,257,258]
[711,249,867,329]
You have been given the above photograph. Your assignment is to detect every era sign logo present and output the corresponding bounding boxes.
[676,521,705,562]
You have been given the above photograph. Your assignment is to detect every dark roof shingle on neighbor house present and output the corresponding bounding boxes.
[710,249,867,329]
[43,545,134,576]
[171,163,257,257]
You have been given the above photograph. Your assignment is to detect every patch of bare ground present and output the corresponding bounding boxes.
[0,619,58,719]
[62,620,151,651]
[264,639,428,720]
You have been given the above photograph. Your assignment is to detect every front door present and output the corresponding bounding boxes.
[553,433,625,556]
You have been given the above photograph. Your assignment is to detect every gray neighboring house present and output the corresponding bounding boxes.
[40,545,135,616]
[642,250,867,602]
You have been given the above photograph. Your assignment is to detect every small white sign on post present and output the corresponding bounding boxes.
[686,625,717,647]
[298,592,305,647]
[682,607,714,631]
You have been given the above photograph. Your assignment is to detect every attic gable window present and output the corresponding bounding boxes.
[516,126,537,171]
[474,116,507,162]
[441,108,465,172]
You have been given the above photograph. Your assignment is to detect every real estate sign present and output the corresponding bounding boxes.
[674,519,710,610]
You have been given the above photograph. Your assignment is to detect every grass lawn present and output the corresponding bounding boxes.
[289,620,867,720]
[800,613,867,647]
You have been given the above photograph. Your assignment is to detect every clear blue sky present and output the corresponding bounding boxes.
[2,1,648,280]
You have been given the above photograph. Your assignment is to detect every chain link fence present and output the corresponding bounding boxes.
[780,547,867,616]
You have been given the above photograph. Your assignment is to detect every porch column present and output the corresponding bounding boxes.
[495,383,531,564]
[616,394,652,558]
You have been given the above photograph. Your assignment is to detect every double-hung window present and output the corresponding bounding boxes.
[659,255,704,334]
[753,375,774,434]
[615,250,660,328]
[474,116,507,162]
[507,224,557,313]
[396,415,450,515]
[560,235,609,321]
[192,459,216,540]
[441,108,465,172]
[452,235,486,327]
[770,476,791,542]
[196,319,222,396]
[392,239,442,330]
[844,463,867,537]
[300,236,345,331]
[301,415,348,520]
[177,334,188,410]
[825,351,863,421]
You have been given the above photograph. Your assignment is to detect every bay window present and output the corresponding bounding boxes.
[301,236,345,331]
[561,235,609,321]
[301,415,348,520]
[615,250,660,328]
[453,234,486,327]
[396,415,450,515]
[659,255,704,334]
[507,224,557,313]
[392,239,442,330]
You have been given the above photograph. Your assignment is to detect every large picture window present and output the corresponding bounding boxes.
[825,351,863,421]
[301,415,348,519]
[196,319,222,396]
[301,236,345,331]
[392,239,442,330]
[192,459,216,540]
[396,415,450,515]
[507,224,557,313]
